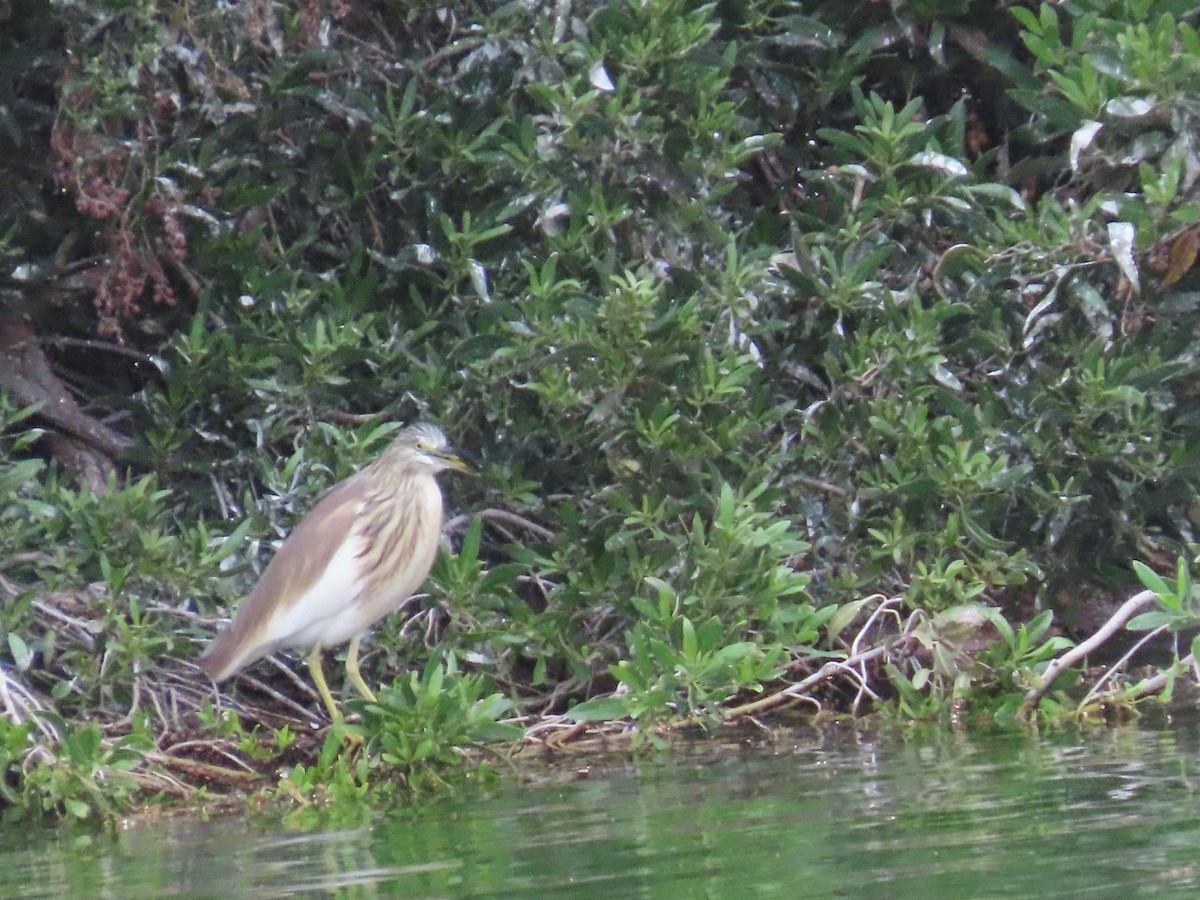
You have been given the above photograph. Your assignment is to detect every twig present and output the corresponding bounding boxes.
[127,663,143,722]
[0,663,60,743]
[725,643,890,720]
[42,335,163,367]
[0,552,54,571]
[1018,589,1157,721]
[124,768,196,799]
[1126,653,1198,700]
[161,739,255,772]
[30,599,98,649]
[0,663,27,726]
[850,595,901,657]
[238,664,321,723]
[210,473,237,521]
[522,676,584,715]
[847,595,902,712]
[143,676,172,732]
[542,721,590,750]
[145,602,223,626]
[420,35,485,70]
[324,409,385,426]
[1076,624,1168,711]
[144,750,260,785]
[445,508,556,542]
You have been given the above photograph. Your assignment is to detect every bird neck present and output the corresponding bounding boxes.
[364,456,435,498]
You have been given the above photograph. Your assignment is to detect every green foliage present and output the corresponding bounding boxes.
[760,0,1200,612]
[361,656,521,796]
[607,611,784,729]
[1129,557,1199,631]
[884,605,1074,723]
[5,0,1200,817]
[0,717,32,815]
[1127,557,1200,675]
[13,718,153,821]
[273,658,518,807]
[193,703,297,764]
[278,730,372,809]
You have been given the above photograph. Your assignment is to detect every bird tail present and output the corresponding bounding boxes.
[196,616,263,683]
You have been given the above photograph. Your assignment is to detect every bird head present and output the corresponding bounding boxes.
[395,422,471,474]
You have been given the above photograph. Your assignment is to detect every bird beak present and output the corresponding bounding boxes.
[440,451,473,474]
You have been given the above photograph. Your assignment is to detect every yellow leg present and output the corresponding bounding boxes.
[307,645,341,721]
[344,634,378,704]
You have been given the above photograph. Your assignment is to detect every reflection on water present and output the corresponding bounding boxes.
[3,723,1200,898]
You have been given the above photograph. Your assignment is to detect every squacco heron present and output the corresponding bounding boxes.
[197,422,469,720]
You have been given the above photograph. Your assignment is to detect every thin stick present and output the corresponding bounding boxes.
[445,508,556,542]
[0,662,59,743]
[240,666,321,721]
[144,750,259,784]
[1018,589,1157,720]
[42,335,163,366]
[163,739,258,774]
[0,551,53,571]
[725,643,890,720]
[1126,653,1197,700]
[1076,624,1168,711]
[845,595,902,713]
[30,599,97,649]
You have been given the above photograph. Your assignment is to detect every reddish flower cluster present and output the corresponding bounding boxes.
[52,124,130,221]
[51,119,183,340]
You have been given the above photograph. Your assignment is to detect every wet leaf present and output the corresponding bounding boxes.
[1107,222,1140,293]
[1163,226,1200,287]
[1069,120,1102,171]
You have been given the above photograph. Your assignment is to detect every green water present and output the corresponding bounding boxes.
[4,724,1200,898]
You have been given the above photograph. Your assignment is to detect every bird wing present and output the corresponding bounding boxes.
[197,475,370,681]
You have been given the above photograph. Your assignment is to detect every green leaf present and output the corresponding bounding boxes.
[1024,609,1055,644]
[470,722,525,742]
[1126,611,1176,632]
[1175,557,1192,608]
[713,642,759,664]
[826,598,873,645]
[7,633,33,671]
[459,516,483,566]
[563,696,629,723]
[1009,6,1041,34]
[1133,561,1178,609]
[212,517,254,564]
[0,459,45,498]
[681,616,698,660]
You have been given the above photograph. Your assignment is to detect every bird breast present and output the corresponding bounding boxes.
[271,474,444,648]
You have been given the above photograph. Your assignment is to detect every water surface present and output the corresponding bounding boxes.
[3,723,1199,897]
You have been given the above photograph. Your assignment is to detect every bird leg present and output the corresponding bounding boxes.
[344,634,378,704]
[307,645,341,722]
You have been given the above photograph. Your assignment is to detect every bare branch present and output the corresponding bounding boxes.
[725,643,890,721]
[1019,589,1157,721]
[445,508,556,542]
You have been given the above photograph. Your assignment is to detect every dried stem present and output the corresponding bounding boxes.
[1019,589,1157,721]
[725,643,890,721]
[1125,653,1198,700]
[1076,624,1169,711]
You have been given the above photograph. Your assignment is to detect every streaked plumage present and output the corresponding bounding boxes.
[197,422,468,719]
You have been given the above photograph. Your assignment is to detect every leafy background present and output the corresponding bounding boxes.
[3,0,1200,817]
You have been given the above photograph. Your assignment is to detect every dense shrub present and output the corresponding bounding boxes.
[2,0,1200,816]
